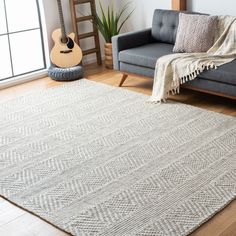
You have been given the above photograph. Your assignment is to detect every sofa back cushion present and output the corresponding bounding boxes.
[173,13,217,53]
[152,9,205,44]
[152,9,180,44]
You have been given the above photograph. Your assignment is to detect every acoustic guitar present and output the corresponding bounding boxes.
[50,0,82,68]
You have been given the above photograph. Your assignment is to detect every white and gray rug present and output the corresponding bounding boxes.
[0,79,235,236]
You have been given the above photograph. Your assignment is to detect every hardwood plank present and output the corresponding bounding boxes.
[220,221,236,236]
[0,210,70,236]
[0,63,235,236]
[0,200,26,227]
[191,199,236,236]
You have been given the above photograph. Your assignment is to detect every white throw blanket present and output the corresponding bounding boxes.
[150,16,236,102]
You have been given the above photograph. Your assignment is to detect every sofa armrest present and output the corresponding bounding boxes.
[112,28,153,70]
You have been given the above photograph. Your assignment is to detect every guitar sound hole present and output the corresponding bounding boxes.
[67,37,74,49]
[60,37,74,49]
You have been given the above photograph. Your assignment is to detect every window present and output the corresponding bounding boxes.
[0,0,46,81]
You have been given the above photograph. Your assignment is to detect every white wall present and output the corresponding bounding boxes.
[188,0,236,16]
[123,0,236,33]
[121,0,171,32]
[121,0,236,32]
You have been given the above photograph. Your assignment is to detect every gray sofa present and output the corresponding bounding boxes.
[112,9,236,99]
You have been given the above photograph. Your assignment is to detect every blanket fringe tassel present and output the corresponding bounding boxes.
[179,63,217,85]
[149,62,217,104]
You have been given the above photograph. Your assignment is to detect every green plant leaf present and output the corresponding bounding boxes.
[117,8,134,34]
[92,0,134,43]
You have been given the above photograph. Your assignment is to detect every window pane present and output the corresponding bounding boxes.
[0,35,12,80]
[10,29,44,76]
[5,0,39,32]
[0,0,7,34]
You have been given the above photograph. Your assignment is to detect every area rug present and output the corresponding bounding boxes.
[0,79,235,236]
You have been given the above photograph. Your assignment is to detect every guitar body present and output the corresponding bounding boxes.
[50,29,82,68]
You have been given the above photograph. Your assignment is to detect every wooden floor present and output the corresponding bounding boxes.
[0,63,236,236]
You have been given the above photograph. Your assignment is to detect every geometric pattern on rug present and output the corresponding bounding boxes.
[0,79,235,236]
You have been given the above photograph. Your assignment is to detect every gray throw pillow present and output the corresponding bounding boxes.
[173,13,218,53]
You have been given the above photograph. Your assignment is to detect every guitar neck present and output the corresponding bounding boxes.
[56,0,67,43]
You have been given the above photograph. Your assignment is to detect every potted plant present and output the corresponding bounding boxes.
[93,1,134,69]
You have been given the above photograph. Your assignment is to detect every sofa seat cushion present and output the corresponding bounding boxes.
[199,59,236,86]
[119,43,174,69]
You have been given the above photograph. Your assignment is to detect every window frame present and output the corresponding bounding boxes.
[0,0,47,82]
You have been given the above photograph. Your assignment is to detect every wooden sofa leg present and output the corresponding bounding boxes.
[119,74,128,87]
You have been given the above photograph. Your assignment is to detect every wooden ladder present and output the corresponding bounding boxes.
[69,0,102,65]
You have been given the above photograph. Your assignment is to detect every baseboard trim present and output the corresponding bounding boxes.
[0,69,48,90]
